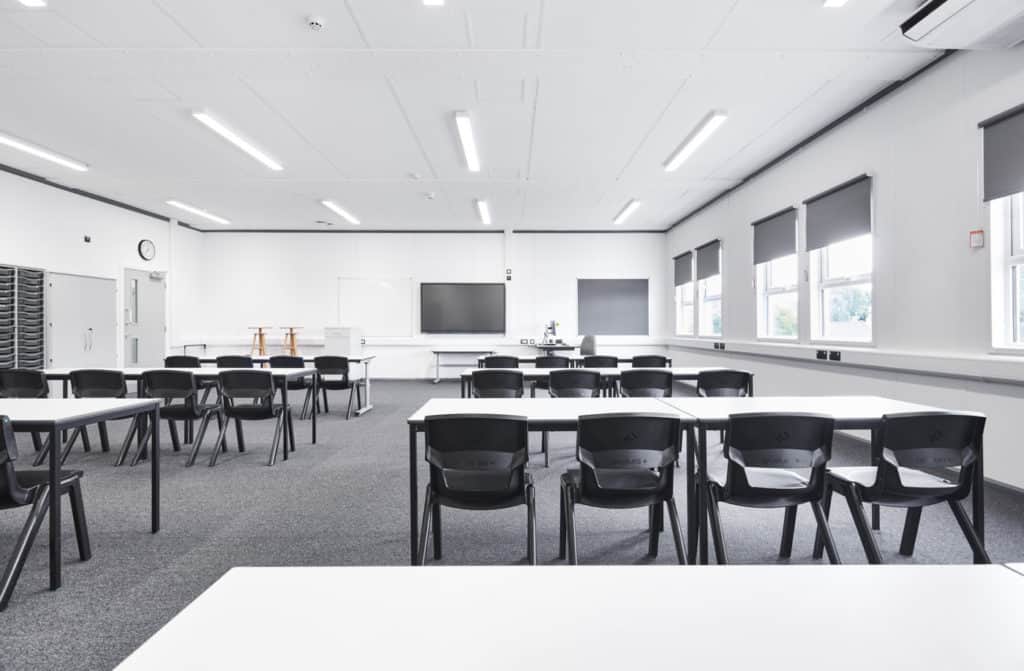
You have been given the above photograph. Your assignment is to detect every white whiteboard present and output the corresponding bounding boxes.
[337,277,414,337]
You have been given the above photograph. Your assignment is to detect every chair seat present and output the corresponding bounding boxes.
[828,466,957,490]
[434,472,532,510]
[320,378,354,391]
[226,404,284,421]
[562,468,667,508]
[707,449,808,489]
[0,469,83,509]
[159,403,220,420]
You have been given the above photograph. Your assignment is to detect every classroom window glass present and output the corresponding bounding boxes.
[813,233,872,342]
[675,282,694,336]
[699,274,722,337]
[994,192,1024,346]
[756,254,798,339]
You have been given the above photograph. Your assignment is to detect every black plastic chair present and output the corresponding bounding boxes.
[706,413,840,565]
[212,371,291,467]
[0,369,49,454]
[470,370,524,398]
[164,355,200,368]
[138,371,221,468]
[536,370,603,468]
[417,414,535,565]
[632,355,669,368]
[580,335,597,356]
[816,412,989,564]
[269,355,315,420]
[313,356,363,420]
[560,413,686,564]
[38,370,127,466]
[620,369,674,398]
[582,355,618,368]
[215,355,253,368]
[1,415,91,611]
[529,355,570,396]
[696,370,752,397]
[482,355,520,369]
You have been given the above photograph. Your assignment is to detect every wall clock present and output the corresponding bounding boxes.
[138,239,156,261]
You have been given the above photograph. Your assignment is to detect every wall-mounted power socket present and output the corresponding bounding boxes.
[828,351,841,362]
[528,339,535,344]
[816,350,828,360]
[712,342,726,350]
[519,338,528,345]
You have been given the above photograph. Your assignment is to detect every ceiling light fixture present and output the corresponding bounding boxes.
[476,199,492,226]
[192,112,283,171]
[17,0,47,7]
[663,111,728,172]
[454,112,481,172]
[321,200,360,225]
[823,0,850,7]
[612,199,642,226]
[166,200,230,225]
[423,0,445,6]
[0,132,88,171]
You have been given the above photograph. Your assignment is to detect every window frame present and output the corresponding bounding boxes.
[995,193,1024,347]
[756,254,799,341]
[674,280,695,336]
[698,273,722,338]
[810,233,874,344]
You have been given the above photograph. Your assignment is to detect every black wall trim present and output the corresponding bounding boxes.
[176,221,203,232]
[695,238,720,250]
[200,228,506,234]
[666,50,956,233]
[750,206,797,228]
[0,161,171,223]
[978,100,1024,128]
[512,229,665,234]
[802,174,871,205]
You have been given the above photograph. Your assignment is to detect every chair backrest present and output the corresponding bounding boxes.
[582,355,618,369]
[141,370,198,407]
[216,355,253,368]
[482,355,519,369]
[314,356,350,376]
[631,355,668,368]
[722,413,834,501]
[0,415,32,506]
[620,369,674,398]
[576,413,681,497]
[534,355,570,369]
[873,412,986,499]
[70,369,127,398]
[580,335,597,356]
[697,370,752,397]
[164,355,200,368]
[0,369,47,398]
[423,414,529,499]
[218,370,275,409]
[549,370,601,398]
[471,370,524,398]
[269,355,305,368]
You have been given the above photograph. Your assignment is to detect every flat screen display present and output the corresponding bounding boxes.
[420,283,506,334]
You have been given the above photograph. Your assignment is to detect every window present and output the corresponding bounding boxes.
[993,192,1024,346]
[675,281,694,336]
[811,233,872,342]
[699,273,722,336]
[756,254,798,339]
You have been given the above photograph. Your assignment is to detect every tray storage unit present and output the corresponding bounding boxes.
[0,265,46,370]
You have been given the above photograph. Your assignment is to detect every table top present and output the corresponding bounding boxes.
[115,565,1024,671]
[462,367,725,379]
[658,395,951,427]
[408,397,680,425]
[195,355,375,364]
[432,349,496,354]
[44,367,317,380]
[0,398,160,429]
[1006,563,1024,577]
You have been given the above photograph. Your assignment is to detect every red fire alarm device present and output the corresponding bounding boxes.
[969,229,985,249]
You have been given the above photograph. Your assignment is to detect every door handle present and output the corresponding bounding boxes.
[87,327,94,351]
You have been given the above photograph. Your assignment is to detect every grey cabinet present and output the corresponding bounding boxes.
[46,273,117,369]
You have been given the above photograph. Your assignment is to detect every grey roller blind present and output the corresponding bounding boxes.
[804,175,872,252]
[695,240,720,280]
[673,252,692,286]
[752,207,797,264]
[578,279,649,336]
[981,104,1024,202]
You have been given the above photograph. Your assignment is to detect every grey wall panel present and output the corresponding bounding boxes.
[577,279,649,336]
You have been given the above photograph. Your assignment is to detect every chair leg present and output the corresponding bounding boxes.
[843,487,883,564]
[813,482,833,559]
[417,487,434,566]
[948,499,991,564]
[565,488,579,565]
[59,428,81,466]
[779,505,797,559]
[648,502,662,558]
[234,418,246,453]
[558,484,567,560]
[68,481,92,561]
[432,499,442,560]
[666,498,688,565]
[706,485,728,565]
[527,484,537,565]
[542,431,549,468]
[130,423,154,467]
[31,432,43,452]
[209,415,231,467]
[167,420,182,453]
[0,490,50,611]
[899,507,923,556]
[268,414,284,466]
[322,387,329,414]
[187,412,214,466]
[287,408,296,452]
[346,386,356,420]
[97,421,111,453]
[33,426,64,467]
[80,426,92,453]
[810,501,841,565]
[115,417,139,467]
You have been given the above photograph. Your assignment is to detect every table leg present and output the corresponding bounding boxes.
[311,373,318,444]
[973,433,986,564]
[281,384,290,461]
[151,406,160,533]
[685,426,697,564]
[48,426,61,590]
[433,353,441,384]
[61,380,69,442]
[354,361,374,416]
[870,427,880,530]
[409,425,418,565]
[698,427,709,564]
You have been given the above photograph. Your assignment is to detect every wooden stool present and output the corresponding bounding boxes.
[249,326,271,356]
[281,327,301,356]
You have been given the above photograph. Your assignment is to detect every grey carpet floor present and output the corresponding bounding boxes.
[2,380,1023,670]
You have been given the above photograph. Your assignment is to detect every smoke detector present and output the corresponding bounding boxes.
[307,16,326,31]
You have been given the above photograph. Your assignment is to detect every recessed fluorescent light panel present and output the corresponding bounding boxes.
[18,0,47,6]
[454,112,481,172]
[321,200,360,225]
[663,111,728,172]
[192,112,283,171]
[476,199,492,226]
[0,132,88,172]
[612,199,642,226]
[823,0,850,7]
[423,0,445,5]
[166,200,230,226]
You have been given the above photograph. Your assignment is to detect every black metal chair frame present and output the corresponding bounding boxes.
[619,369,674,398]
[313,356,364,421]
[0,369,50,456]
[538,370,602,468]
[36,370,128,467]
[137,370,222,468]
[211,370,291,467]
[470,370,524,399]
[269,355,316,421]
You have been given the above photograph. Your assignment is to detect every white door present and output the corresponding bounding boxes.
[123,269,166,367]
[47,273,117,368]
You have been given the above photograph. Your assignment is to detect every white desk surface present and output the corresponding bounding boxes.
[408,397,682,425]
[115,565,1024,671]
[462,367,714,378]
[432,349,495,354]
[1006,563,1024,577]
[0,398,159,424]
[658,395,949,424]
[44,367,317,378]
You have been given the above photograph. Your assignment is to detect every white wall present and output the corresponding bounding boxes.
[666,48,1024,489]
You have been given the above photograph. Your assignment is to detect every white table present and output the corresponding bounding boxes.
[476,355,674,367]
[459,367,742,398]
[657,396,984,565]
[406,397,684,563]
[1006,563,1024,577]
[431,349,494,383]
[0,398,161,590]
[115,565,1024,671]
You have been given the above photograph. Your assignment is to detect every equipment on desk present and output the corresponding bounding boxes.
[324,327,363,357]
[541,320,563,345]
